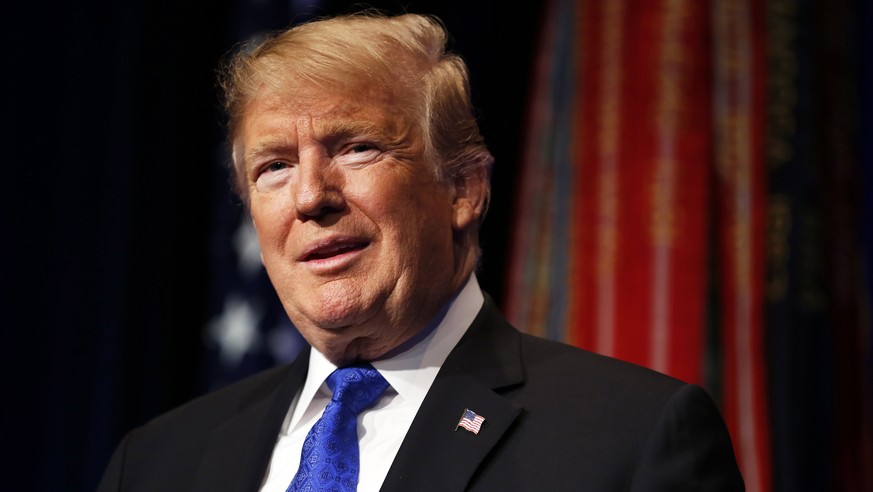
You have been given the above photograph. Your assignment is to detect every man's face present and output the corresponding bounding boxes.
[237,86,472,365]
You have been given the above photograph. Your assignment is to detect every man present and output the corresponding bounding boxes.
[98,13,744,491]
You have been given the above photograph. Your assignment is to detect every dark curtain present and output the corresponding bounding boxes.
[3,1,539,490]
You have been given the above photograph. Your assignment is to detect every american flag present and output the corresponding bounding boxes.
[456,409,486,434]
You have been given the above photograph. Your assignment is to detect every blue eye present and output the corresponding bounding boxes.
[265,161,287,172]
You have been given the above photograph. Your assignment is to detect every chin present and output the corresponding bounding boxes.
[309,302,375,331]
[306,278,388,322]
[289,296,378,338]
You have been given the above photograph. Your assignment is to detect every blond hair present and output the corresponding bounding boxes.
[219,13,494,201]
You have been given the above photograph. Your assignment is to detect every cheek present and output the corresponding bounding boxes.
[387,191,454,254]
[250,196,293,251]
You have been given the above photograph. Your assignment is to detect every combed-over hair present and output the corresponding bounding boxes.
[219,13,494,202]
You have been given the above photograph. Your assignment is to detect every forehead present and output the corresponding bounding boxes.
[238,84,413,146]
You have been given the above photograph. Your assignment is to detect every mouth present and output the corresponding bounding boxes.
[299,237,370,263]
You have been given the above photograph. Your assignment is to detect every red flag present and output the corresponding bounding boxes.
[711,1,772,490]
[571,0,712,384]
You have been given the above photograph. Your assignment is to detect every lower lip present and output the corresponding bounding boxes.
[301,246,367,273]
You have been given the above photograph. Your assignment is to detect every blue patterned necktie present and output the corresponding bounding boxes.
[287,365,389,492]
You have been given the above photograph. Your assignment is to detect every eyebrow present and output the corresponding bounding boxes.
[314,119,391,141]
[325,116,417,154]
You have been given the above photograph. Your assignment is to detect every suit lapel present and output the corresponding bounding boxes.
[191,348,310,492]
[380,297,525,492]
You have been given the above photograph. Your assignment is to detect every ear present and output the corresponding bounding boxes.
[451,164,489,232]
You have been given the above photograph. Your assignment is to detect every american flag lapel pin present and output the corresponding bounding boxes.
[455,408,486,434]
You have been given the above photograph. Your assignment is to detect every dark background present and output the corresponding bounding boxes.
[7,1,871,491]
[3,1,543,490]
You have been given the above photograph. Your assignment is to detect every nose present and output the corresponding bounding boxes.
[293,154,346,221]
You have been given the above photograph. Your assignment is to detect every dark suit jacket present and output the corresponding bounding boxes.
[98,297,744,491]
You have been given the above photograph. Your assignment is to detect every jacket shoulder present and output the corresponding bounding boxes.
[97,362,304,491]
[516,331,687,400]
[150,364,292,431]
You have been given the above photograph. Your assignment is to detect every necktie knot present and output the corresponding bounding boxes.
[327,365,389,415]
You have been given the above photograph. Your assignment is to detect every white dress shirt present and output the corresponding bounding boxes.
[259,274,484,492]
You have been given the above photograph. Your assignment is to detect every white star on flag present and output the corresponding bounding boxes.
[208,295,262,365]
